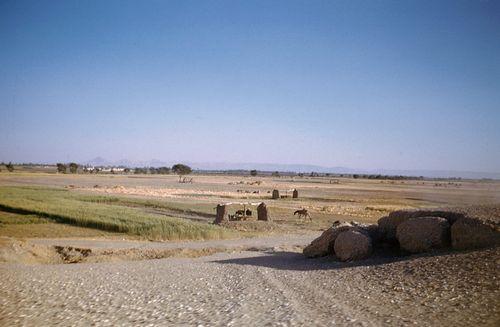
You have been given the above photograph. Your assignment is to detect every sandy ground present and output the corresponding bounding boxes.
[1,234,499,326]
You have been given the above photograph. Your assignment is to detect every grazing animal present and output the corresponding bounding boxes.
[294,209,311,221]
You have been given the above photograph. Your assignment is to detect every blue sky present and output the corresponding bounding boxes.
[1,0,499,172]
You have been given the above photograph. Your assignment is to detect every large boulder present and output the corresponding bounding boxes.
[403,210,464,225]
[451,217,500,250]
[355,223,382,243]
[378,213,409,242]
[396,217,450,253]
[334,230,373,261]
[379,210,465,242]
[303,221,353,258]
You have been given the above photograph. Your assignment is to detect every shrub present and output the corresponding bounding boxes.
[158,167,170,174]
[56,163,67,173]
[5,162,14,172]
[69,162,78,174]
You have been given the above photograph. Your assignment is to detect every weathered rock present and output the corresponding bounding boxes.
[334,230,373,261]
[378,214,409,242]
[354,223,382,243]
[396,217,450,253]
[257,202,270,221]
[451,217,500,250]
[407,210,464,225]
[379,209,465,242]
[303,221,353,258]
[214,204,227,224]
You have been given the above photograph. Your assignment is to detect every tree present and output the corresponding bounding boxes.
[5,162,14,172]
[69,162,78,174]
[172,164,192,182]
[250,169,257,176]
[134,167,147,174]
[124,168,130,173]
[271,171,280,177]
[158,166,170,174]
[56,163,67,173]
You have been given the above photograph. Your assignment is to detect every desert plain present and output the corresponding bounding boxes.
[0,171,499,326]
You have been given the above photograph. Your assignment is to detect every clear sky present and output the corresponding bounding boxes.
[1,0,499,172]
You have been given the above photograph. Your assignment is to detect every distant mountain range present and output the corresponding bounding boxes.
[83,157,500,180]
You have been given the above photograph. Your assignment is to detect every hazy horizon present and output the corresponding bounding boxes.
[1,1,500,173]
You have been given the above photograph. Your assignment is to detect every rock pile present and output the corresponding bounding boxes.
[303,221,378,259]
[304,209,500,261]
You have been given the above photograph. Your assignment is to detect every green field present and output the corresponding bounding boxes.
[0,186,235,241]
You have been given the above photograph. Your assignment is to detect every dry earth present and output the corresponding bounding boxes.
[1,173,500,326]
[1,234,499,326]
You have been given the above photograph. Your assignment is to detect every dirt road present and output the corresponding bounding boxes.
[1,234,499,326]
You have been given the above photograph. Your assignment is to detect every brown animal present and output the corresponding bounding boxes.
[294,209,311,221]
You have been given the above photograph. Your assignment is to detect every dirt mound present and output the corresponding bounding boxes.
[0,238,62,264]
[0,238,233,264]
[54,246,92,263]
[396,217,450,253]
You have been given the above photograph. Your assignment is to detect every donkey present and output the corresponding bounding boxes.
[294,208,311,221]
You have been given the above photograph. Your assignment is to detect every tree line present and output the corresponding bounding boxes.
[55,163,193,177]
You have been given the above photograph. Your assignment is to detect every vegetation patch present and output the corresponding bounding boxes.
[0,186,235,241]
[79,195,215,219]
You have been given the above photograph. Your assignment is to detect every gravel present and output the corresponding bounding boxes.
[1,234,499,326]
